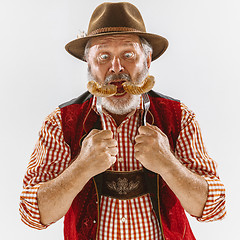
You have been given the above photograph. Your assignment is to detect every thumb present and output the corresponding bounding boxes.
[146,123,166,136]
[85,129,101,139]
[80,129,101,146]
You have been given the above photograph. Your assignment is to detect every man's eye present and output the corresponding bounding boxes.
[124,52,134,58]
[99,53,109,60]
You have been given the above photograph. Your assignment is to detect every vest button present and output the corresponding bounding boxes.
[93,220,96,224]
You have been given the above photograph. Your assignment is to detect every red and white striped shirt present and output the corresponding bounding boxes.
[19,97,226,237]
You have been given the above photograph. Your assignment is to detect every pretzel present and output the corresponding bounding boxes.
[87,75,155,97]
[87,81,117,97]
[123,75,155,95]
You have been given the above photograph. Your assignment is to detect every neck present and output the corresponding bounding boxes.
[108,112,129,126]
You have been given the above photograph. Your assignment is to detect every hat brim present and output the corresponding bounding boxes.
[65,31,168,62]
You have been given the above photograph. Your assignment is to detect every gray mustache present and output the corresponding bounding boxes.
[104,73,131,84]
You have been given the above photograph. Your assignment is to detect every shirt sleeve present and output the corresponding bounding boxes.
[175,103,226,222]
[19,108,71,229]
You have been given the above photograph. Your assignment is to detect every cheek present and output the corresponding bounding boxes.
[87,51,107,81]
[90,63,100,75]
[89,63,108,83]
[130,62,146,80]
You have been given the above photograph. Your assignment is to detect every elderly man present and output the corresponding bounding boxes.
[20,2,226,240]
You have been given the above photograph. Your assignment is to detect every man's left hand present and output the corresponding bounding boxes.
[134,124,174,174]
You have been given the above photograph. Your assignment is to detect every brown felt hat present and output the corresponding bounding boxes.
[65,2,168,61]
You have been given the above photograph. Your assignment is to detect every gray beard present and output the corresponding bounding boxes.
[101,94,141,115]
[87,64,148,115]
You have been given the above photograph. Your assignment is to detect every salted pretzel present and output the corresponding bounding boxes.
[87,75,155,97]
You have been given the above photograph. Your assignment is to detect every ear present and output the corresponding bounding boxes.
[146,53,152,69]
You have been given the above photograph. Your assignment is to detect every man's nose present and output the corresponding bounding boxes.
[109,57,124,74]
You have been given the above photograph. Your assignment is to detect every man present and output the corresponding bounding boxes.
[20,2,226,239]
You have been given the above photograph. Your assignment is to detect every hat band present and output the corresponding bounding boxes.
[89,27,141,36]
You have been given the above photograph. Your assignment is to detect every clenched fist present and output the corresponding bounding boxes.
[76,129,118,178]
[134,124,174,174]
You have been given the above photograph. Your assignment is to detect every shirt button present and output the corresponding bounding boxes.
[117,128,121,133]
[118,158,123,162]
[121,217,126,223]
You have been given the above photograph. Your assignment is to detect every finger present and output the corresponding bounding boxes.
[135,134,152,143]
[134,150,142,161]
[134,145,143,162]
[138,125,156,135]
[134,142,145,154]
[84,129,101,140]
[110,156,117,165]
[86,129,101,137]
[95,129,114,140]
[106,147,118,156]
[146,123,166,136]
[134,140,146,149]
[103,139,118,147]
[107,156,117,166]
[138,124,166,138]
[134,142,140,152]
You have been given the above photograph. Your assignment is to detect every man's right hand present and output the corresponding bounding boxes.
[37,129,117,226]
[76,129,118,178]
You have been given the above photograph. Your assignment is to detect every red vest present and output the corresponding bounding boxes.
[60,91,196,240]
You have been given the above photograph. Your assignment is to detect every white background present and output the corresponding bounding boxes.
[0,0,239,239]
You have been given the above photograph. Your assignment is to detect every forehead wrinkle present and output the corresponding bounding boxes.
[91,35,141,50]
[96,42,140,51]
